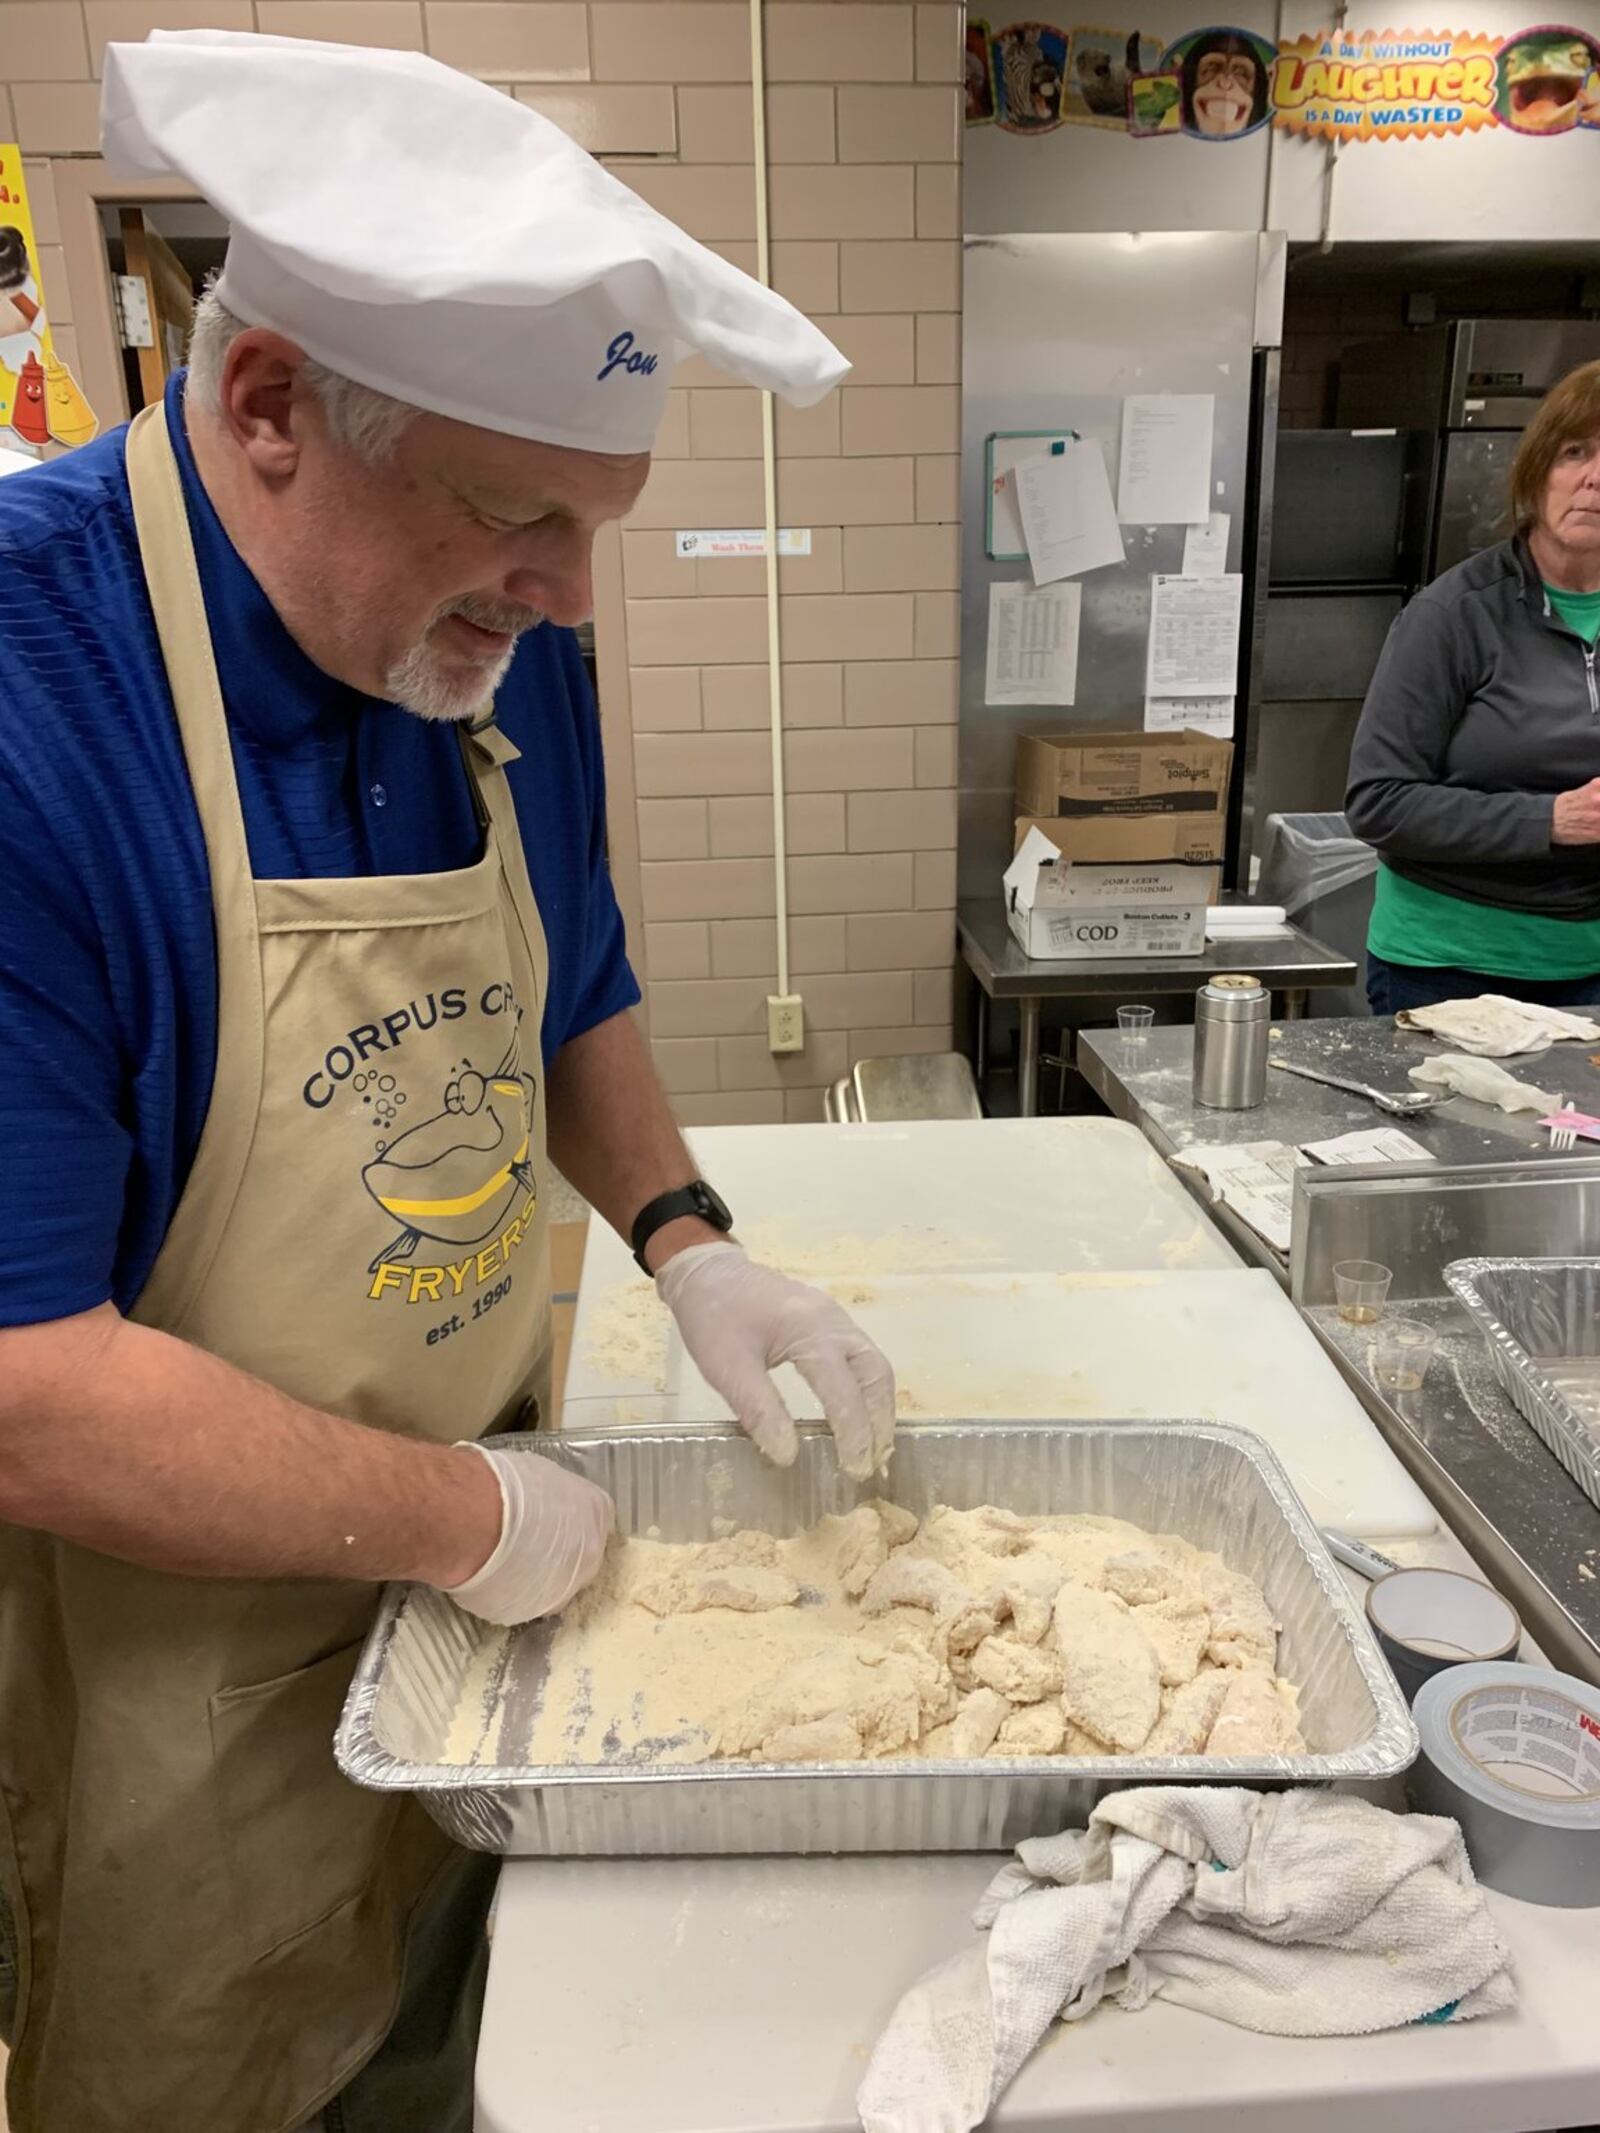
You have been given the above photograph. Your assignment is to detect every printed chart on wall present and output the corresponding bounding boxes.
[967,18,1600,144]
[0,148,97,456]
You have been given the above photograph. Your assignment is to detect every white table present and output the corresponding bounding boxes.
[477,1119,1596,2133]
[563,1120,1432,1538]
[480,1854,1600,2133]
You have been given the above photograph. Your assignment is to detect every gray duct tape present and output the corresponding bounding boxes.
[1408,1663,1600,1910]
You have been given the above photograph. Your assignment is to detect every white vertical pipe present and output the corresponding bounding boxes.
[749,0,791,998]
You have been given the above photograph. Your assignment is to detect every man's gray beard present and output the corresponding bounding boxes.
[383,597,542,723]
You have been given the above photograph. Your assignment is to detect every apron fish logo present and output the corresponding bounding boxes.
[362,1034,536,1275]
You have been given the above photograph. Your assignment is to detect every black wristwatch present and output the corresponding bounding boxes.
[630,1179,734,1274]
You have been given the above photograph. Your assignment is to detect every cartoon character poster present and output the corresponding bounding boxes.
[1494,23,1600,132]
[1163,25,1276,139]
[0,147,96,455]
[967,18,999,122]
[1062,26,1164,127]
[994,20,1070,132]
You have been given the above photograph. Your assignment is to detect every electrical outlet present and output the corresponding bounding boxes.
[767,992,805,1054]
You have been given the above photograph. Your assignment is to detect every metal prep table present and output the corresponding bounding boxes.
[1076,1016,1600,1279]
[477,1119,1600,2133]
[1076,1020,1600,1686]
[1077,1017,1600,1197]
[957,900,1358,1116]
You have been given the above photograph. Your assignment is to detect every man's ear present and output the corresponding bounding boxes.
[216,328,311,479]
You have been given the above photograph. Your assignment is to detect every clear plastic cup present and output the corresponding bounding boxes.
[1117,1005,1155,1044]
[1372,1318,1439,1393]
[1334,1259,1393,1325]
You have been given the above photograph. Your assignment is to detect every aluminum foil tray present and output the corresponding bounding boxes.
[1446,1257,1600,1513]
[335,1421,1417,1856]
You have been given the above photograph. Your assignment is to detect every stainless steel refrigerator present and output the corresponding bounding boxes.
[958,231,1285,897]
[1337,318,1600,577]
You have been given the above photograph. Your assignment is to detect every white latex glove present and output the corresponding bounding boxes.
[442,1442,615,1626]
[655,1242,896,1481]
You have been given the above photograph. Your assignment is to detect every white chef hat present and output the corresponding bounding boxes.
[100,29,849,454]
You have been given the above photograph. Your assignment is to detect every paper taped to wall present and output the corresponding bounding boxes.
[985,579,1081,706]
[1182,512,1230,576]
[1146,573,1243,698]
[1145,693,1234,737]
[1118,394,1214,524]
[1012,442,1125,585]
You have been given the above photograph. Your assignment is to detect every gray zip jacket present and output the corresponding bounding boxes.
[1346,537,1600,920]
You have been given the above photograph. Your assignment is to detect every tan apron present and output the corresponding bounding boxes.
[0,401,553,2133]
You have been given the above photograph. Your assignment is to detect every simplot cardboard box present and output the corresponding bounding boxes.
[1014,729,1233,864]
[1004,827,1218,961]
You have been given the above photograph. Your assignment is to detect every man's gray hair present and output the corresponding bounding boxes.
[186,283,417,463]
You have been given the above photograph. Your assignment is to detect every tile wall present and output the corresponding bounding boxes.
[5,0,963,1126]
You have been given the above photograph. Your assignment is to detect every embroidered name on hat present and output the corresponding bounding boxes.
[597,330,659,383]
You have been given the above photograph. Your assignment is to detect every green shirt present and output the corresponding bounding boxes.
[1545,583,1600,645]
[1368,581,1600,980]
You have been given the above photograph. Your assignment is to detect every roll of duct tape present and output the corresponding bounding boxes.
[1408,1663,1600,1909]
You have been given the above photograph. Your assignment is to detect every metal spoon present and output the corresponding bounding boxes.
[1268,1056,1453,1117]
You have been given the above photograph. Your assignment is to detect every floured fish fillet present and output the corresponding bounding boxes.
[833,1501,919,1599]
[1053,1585,1161,1752]
[719,1646,925,1761]
[1205,1670,1304,1756]
[1197,1565,1278,1673]
[1104,1549,1197,1609]
[1135,1595,1211,1688]
[924,1686,1010,1758]
[967,1633,1063,1705]
[992,1701,1066,1755]
[1145,1670,1231,1755]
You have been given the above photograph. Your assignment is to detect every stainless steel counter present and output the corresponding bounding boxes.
[1077,1017,1600,1272]
[1079,1015,1599,1167]
[1308,1296,1600,1686]
[1073,1020,1600,1679]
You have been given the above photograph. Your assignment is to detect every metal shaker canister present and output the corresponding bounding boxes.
[1193,973,1270,1108]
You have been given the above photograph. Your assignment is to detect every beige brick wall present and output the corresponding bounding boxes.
[7,0,963,1128]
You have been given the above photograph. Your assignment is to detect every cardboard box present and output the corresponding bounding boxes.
[1014,730,1233,864]
[1003,827,1217,961]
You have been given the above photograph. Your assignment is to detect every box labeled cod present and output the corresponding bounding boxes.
[1014,730,1232,863]
[1004,826,1215,961]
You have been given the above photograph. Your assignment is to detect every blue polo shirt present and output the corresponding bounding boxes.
[0,373,638,1328]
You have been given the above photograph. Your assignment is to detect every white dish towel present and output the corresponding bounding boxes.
[1396,994,1600,1056]
[857,1787,1515,2133]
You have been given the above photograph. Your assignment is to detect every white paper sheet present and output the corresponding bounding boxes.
[988,432,1077,557]
[1144,692,1234,736]
[1117,394,1215,524]
[1011,443,1125,586]
[1172,1140,1307,1255]
[1181,511,1230,576]
[1300,1127,1436,1166]
[1146,573,1243,697]
[984,579,1081,707]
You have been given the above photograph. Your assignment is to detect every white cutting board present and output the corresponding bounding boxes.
[571,1119,1238,1299]
[562,1266,1435,1538]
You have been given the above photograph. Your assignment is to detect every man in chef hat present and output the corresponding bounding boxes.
[0,32,894,2133]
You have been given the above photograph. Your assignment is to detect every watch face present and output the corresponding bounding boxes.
[694,1181,732,1228]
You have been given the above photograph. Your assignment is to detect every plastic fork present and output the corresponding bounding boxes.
[1549,1096,1578,1152]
